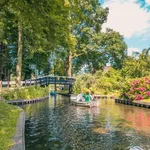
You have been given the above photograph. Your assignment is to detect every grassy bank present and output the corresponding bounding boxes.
[2,86,49,101]
[0,101,20,150]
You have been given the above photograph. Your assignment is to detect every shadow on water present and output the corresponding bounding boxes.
[22,96,150,150]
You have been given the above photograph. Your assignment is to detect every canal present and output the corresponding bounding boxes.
[22,95,150,150]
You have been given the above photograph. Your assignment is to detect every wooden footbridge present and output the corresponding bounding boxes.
[0,76,76,93]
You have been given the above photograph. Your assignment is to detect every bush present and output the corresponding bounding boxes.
[73,68,150,99]
[121,76,150,100]
[2,86,49,100]
[73,69,124,96]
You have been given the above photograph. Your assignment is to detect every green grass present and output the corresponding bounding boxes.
[0,101,20,150]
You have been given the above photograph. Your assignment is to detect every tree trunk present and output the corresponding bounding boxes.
[0,44,3,80]
[16,21,23,87]
[67,51,72,77]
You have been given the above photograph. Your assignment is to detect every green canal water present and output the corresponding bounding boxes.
[22,95,150,150]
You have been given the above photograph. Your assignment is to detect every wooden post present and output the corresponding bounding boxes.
[35,78,37,88]
[0,80,2,89]
[48,77,49,85]
[7,80,9,88]
[46,77,48,86]
[69,85,71,94]
[25,80,26,87]
[40,78,41,86]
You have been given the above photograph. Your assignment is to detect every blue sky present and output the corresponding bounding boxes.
[101,0,150,55]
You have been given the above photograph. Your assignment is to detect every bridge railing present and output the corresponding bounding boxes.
[0,76,76,88]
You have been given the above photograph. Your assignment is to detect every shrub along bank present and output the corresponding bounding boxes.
[0,101,20,150]
[73,68,125,97]
[2,86,49,101]
[121,76,150,101]
[73,69,150,101]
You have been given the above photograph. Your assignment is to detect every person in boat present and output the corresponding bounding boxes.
[77,91,84,101]
[90,91,97,107]
[85,91,91,103]
[91,91,95,101]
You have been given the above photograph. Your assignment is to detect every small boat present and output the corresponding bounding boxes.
[70,94,77,100]
[70,95,98,107]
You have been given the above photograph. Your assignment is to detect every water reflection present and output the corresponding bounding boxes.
[99,100,150,136]
[22,96,150,150]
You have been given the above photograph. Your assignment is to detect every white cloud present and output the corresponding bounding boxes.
[127,47,141,56]
[102,0,150,38]
[145,0,150,5]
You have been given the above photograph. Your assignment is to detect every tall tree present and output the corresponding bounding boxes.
[71,26,127,74]
[100,29,127,69]
[16,21,22,86]
[65,0,109,76]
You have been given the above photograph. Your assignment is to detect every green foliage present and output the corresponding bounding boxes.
[2,86,49,100]
[0,0,127,78]
[73,28,127,74]
[0,101,20,150]
[100,29,127,69]
[73,48,150,98]
[73,68,124,96]
[121,48,150,78]
[0,0,70,79]
[74,49,150,98]
[57,0,110,76]
[0,0,149,80]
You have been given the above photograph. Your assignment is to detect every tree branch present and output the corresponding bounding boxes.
[0,53,10,60]
[72,52,84,58]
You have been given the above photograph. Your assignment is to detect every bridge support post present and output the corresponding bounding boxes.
[0,80,2,89]
[35,78,37,88]
[54,77,56,91]
[54,84,56,91]
[69,84,73,94]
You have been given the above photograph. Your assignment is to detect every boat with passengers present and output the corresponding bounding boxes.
[70,94,98,107]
